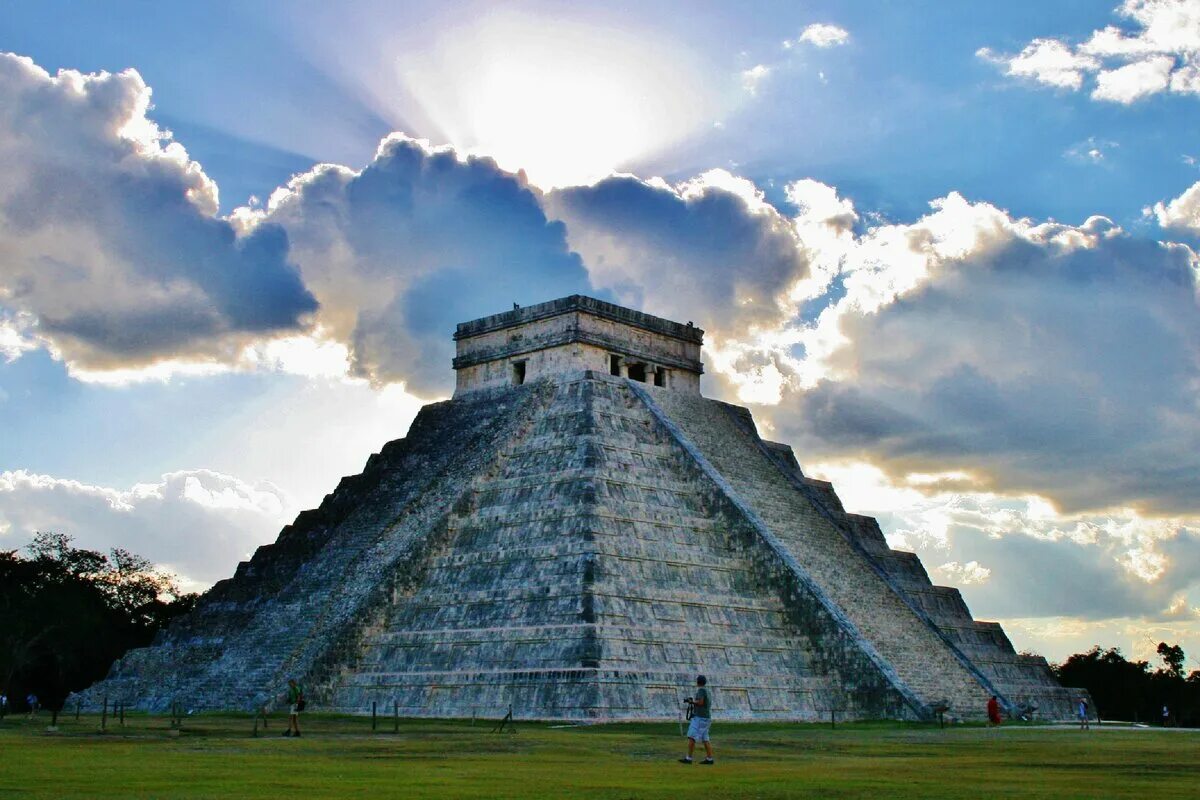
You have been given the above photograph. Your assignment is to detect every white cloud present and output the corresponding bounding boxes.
[936,560,992,586]
[1064,136,1119,163]
[0,469,292,587]
[1092,53,1175,101]
[979,39,1100,90]
[741,64,771,95]
[797,24,850,48]
[1151,176,1200,229]
[979,1,1200,103]
[0,311,38,362]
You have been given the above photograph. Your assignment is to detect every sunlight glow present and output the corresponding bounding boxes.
[393,12,722,188]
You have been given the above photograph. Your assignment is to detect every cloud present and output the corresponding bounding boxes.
[795,24,850,49]
[0,53,317,372]
[0,311,38,362]
[1064,137,1119,164]
[257,134,593,395]
[978,39,1100,91]
[936,560,992,585]
[0,54,594,395]
[741,64,771,95]
[806,460,1200,659]
[1151,177,1200,229]
[978,1,1200,103]
[0,469,292,588]
[545,170,809,345]
[1092,53,1175,102]
[759,193,1200,518]
[939,521,1200,622]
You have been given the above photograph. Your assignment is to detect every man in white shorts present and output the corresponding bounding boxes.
[679,675,714,765]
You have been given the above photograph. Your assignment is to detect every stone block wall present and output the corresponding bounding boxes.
[454,296,703,395]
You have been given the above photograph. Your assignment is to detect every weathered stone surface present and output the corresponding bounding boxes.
[76,296,1088,721]
[454,295,703,395]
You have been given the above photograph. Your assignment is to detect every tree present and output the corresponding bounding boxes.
[1054,646,1150,722]
[1157,642,1185,678]
[0,533,198,711]
[1055,643,1199,727]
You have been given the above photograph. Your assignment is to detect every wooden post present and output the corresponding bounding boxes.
[393,700,399,734]
[75,701,80,721]
[830,708,835,730]
[372,701,377,732]
[119,702,125,726]
[101,697,108,731]
[253,712,259,738]
[261,706,269,729]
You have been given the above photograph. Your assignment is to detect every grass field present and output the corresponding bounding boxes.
[0,713,1196,799]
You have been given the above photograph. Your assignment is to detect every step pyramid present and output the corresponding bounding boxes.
[76,296,1088,721]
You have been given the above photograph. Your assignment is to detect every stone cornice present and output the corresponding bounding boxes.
[454,295,704,345]
[452,327,704,373]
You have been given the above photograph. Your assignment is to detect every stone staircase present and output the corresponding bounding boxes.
[642,384,998,719]
[330,374,876,720]
[76,381,556,712]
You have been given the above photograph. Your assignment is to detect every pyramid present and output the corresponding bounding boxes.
[78,296,1087,721]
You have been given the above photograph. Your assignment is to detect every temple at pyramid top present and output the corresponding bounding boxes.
[453,295,705,395]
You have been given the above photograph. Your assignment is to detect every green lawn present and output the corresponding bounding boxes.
[0,713,1195,799]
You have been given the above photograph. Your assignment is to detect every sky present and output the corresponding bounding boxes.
[1,0,1199,667]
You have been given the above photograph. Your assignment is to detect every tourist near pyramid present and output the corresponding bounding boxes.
[77,296,1088,721]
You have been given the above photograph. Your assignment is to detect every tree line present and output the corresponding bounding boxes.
[1,531,1197,724]
[1053,642,1200,726]
[1,532,197,712]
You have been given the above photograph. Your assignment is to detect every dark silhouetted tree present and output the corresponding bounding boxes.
[1,532,198,711]
[1157,642,1185,679]
[1055,644,1199,727]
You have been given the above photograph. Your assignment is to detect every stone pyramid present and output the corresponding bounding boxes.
[79,296,1086,721]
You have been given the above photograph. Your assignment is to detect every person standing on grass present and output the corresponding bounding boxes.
[679,675,714,765]
[986,695,1002,727]
[1077,697,1090,730]
[284,679,303,738]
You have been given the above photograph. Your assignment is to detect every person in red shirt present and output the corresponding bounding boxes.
[987,696,1002,727]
